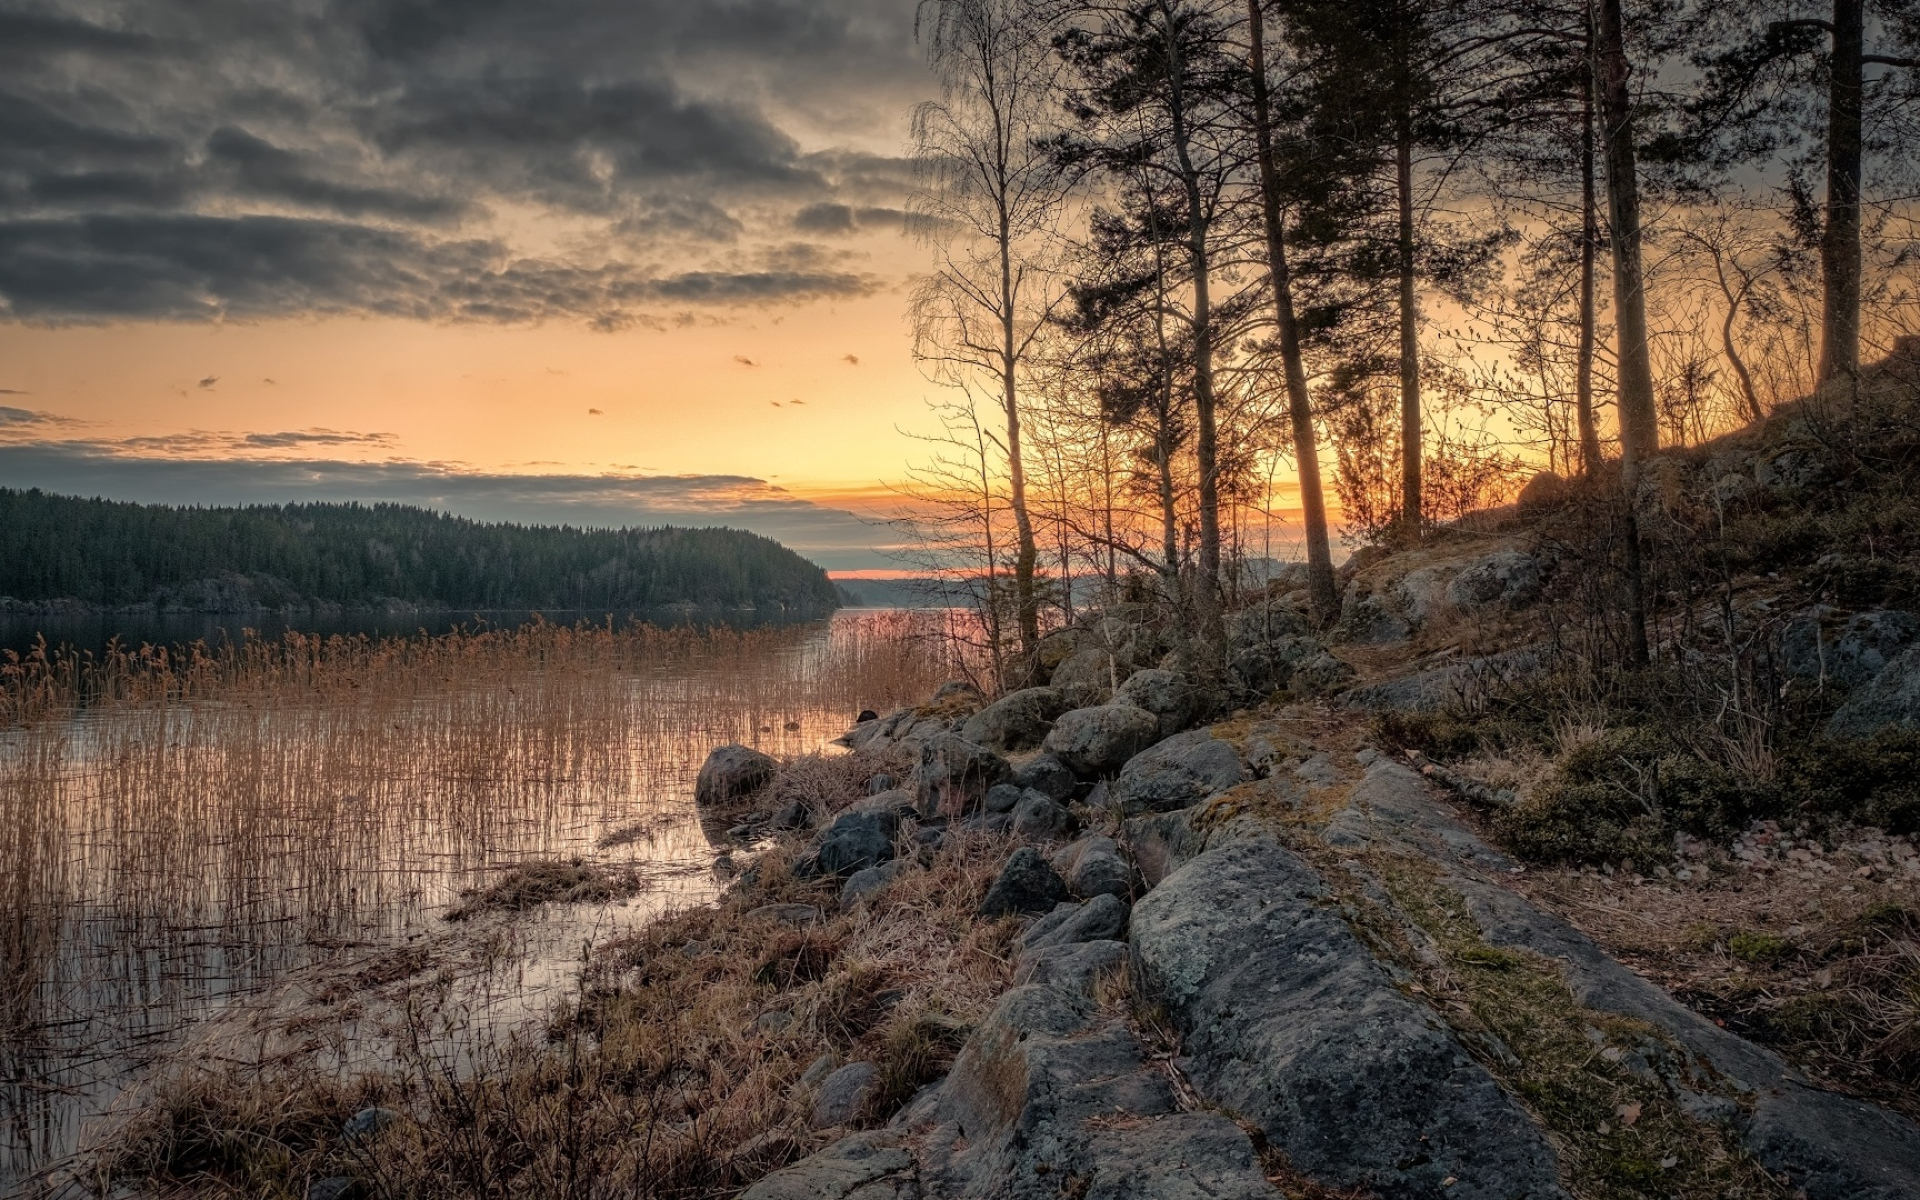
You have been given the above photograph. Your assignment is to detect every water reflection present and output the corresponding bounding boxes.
[0,609,952,1192]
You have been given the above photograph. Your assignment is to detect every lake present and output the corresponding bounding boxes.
[0,609,958,1195]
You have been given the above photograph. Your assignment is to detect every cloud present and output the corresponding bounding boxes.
[0,438,898,569]
[0,0,928,326]
[0,214,875,324]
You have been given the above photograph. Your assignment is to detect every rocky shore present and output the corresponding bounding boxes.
[691,530,1920,1199]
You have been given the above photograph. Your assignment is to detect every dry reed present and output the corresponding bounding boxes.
[1,609,964,1191]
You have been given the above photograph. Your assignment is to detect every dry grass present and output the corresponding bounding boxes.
[94,755,1020,1200]
[2,609,963,1189]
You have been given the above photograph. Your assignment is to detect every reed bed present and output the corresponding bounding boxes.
[0,609,964,1191]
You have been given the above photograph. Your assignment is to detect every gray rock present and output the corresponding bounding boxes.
[812,809,898,877]
[1016,901,1080,949]
[769,801,811,831]
[1445,549,1542,609]
[960,686,1070,752]
[1042,704,1161,778]
[1050,645,1121,697]
[927,937,1274,1198]
[755,1009,794,1034]
[1348,756,1920,1200]
[342,1106,399,1141]
[866,772,898,795]
[928,679,988,713]
[1114,668,1200,737]
[694,744,777,807]
[811,1061,881,1128]
[1756,442,1831,492]
[748,903,823,926]
[1050,834,1137,899]
[1111,728,1246,814]
[740,1131,916,1199]
[979,846,1068,917]
[1008,753,1077,801]
[1783,609,1920,689]
[305,1179,363,1200]
[1291,648,1358,695]
[1010,791,1073,840]
[910,732,1009,818]
[983,783,1024,814]
[1131,834,1569,1199]
[801,1053,839,1088]
[1228,633,1346,699]
[1226,599,1311,647]
[839,860,905,909]
[1343,646,1547,713]
[1021,892,1129,951]
[1830,645,1920,737]
[1337,593,1414,645]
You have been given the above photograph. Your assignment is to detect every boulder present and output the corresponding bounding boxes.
[1111,729,1246,814]
[1008,753,1077,801]
[910,732,1009,818]
[694,744,776,807]
[839,860,905,909]
[960,686,1070,752]
[1020,892,1129,952]
[1336,593,1414,646]
[979,846,1069,917]
[343,1106,399,1141]
[1042,704,1162,778]
[983,783,1024,814]
[1830,646,1920,738]
[1445,549,1542,609]
[927,934,1276,1196]
[1343,646,1547,713]
[1131,834,1570,1198]
[1050,834,1137,899]
[927,679,989,715]
[1010,791,1074,840]
[810,1062,881,1128]
[1226,599,1311,648]
[305,1179,364,1200]
[1049,646,1121,697]
[1783,609,1920,689]
[739,1132,916,1200]
[1229,634,1345,699]
[812,809,898,877]
[1114,668,1200,738]
[866,772,898,795]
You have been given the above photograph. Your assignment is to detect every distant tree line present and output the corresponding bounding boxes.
[0,490,842,613]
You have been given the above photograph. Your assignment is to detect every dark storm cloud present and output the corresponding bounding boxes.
[0,0,927,325]
[0,214,876,323]
[0,438,896,569]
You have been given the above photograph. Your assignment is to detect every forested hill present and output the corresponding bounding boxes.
[0,490,841,613]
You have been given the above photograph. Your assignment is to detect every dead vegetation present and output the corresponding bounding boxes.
[92,753,1019,1200]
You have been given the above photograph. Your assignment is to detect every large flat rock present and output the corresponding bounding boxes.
[1130,833,1569,1200]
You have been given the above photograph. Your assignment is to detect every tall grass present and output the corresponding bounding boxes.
[0,609,962,1190]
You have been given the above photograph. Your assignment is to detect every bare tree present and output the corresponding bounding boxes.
[912,0,1074,664]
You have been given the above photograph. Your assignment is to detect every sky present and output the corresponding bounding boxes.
[0,0,968,572]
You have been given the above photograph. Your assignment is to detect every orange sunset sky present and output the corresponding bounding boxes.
[0,0,1315,573]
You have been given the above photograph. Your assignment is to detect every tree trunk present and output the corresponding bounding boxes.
[1594,0,1653,664]
[1000,219,1040,660]
[1576,43,1603,476]
[1159,1,1227,668]
[1247,0,1341,621]
[1819,0,1864,383]
[1595,0,1658,464]
[1396,114,1423,539]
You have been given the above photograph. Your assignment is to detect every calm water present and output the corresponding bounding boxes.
[0,606,823,662]
[0,609,940,1195]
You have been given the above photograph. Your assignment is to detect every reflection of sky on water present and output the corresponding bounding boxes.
[0,610,923,1192]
